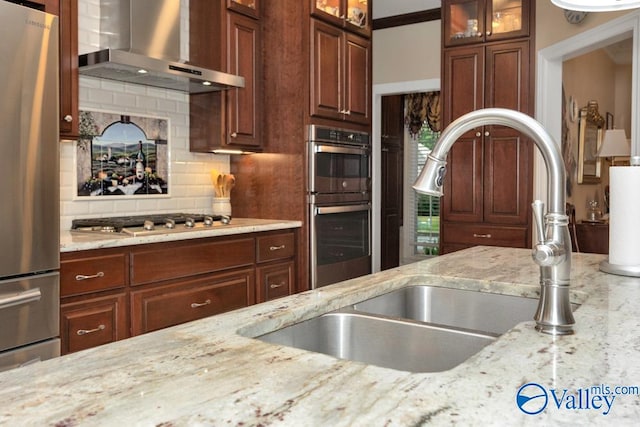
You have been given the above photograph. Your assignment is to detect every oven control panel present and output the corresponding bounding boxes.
[308,125,370,146]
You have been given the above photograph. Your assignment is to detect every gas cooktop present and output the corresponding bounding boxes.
[71,213,230,237]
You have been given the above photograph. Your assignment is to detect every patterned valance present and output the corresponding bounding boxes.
[405,92,441,138]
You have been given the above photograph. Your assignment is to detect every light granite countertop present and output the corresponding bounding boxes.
[2,246,640,426]
[60,218,302,252]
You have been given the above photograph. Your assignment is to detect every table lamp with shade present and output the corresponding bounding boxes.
[597,129,630,166]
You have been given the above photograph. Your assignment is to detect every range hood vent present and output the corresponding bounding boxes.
[78,0,244,93]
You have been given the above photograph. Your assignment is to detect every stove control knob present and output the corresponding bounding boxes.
[143,220,155,231]
[164,218,176,229]
[185,217,195,228]
[203,216,214,226]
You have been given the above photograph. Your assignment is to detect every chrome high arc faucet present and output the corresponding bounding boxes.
[414,108,575,335]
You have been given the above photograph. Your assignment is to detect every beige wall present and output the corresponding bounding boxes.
[372,20,441,84]
[535,2,628,51]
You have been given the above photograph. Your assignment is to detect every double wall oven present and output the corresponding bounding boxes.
[308,125,371,288]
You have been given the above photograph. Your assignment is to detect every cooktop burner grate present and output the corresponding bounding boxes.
[71,213,222,232]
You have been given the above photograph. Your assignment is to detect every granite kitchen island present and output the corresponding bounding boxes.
[1,246,639,426]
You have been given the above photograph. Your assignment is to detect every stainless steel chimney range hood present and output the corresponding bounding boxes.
[78,0,244,93]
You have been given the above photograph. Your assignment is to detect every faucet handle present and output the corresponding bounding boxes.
[532,200,546,243]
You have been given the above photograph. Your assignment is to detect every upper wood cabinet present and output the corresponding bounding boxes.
[442,42,532,226]
[310,19,370,126]
[311,0,371,37]
[43,0,79,140]
[443,0,531,47]
[189,1,263,152]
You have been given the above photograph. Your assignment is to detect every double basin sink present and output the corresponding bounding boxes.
[256,285,579,373]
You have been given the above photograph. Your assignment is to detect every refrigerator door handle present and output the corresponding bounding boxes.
[0,288,42,310]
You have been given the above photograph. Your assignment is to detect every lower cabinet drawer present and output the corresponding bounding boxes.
[60,293,128,355]
[257,261,294,302]
[61,253,127,297]
[257,232,295,263]
[130,269,255,335]
[442,223,528,248]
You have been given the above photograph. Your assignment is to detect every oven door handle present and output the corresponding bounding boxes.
[314,144,369,156]
[315,204,371,215]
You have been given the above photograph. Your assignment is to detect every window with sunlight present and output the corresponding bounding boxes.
[412,126,440,256]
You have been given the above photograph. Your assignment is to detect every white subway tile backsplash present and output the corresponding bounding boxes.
[62,1,231,231]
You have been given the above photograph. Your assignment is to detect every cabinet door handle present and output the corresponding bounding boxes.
[75,272,105,281]
[63,114,73,123]
[344,110,351,115]
[269,244,286,251]
[486,31,491,36]
[473,233,492,239]
[191,299,212,308]
[270,282,286,289]
[475,131,481,137]
[76,324,105,336]
[484,131,490,137]
[230,132,238,138]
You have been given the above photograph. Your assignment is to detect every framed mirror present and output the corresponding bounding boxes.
[577,100,605,184]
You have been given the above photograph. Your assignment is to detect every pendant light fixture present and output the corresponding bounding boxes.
[551,0,640,11]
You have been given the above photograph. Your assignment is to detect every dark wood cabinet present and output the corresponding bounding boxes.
[257,261,295,302]
[380,95,404,270]
[60,292,128,355]
[573,222,609,254]
[255,232,296,302]
[443,0,531,47]
[129,238,255,286]
[43,0,79,139]
[60,247,129,355]
[131,269,255,335]
[310,18,370,126]
[60,229,298,354]
[190,1,262,152]
[441,6,534,254]
[381,95,404,142]
[310,0,371,37]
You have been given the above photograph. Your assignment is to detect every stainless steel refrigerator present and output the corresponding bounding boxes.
[0,1,61,371]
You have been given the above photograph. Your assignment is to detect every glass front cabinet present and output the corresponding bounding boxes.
[443,0,530,47]
[312,0,370,36]
[228,0,259,19]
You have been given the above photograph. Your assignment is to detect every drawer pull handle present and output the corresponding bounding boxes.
[473,233,492,239]
[270,282,286,289]
[0,288,41,310]
[77,324,105,336]
[269,244,286,251]
[191,299,212,308]
[75,272,105,281]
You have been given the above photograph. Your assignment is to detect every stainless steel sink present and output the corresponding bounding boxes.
[257,312,495,373]
[352,285,541,335]
[256,285,580,373]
